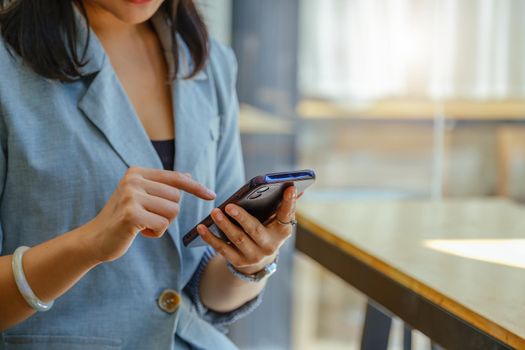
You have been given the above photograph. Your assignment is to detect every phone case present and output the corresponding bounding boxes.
[182,169,315,247]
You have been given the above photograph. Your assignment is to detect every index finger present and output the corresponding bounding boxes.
[137,168,216,200]
[275,185,296,223]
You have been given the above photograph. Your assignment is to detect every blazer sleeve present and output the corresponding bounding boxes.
[183,42,264,332]
[0,112,7,255]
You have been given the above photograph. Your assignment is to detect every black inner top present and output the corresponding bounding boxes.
[151,139,175,171]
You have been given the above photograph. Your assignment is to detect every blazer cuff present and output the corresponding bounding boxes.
[184,245,264,333]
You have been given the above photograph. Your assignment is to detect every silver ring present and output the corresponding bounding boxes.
[276,218,297,226]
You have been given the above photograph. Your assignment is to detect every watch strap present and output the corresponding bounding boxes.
[226,254,279,282]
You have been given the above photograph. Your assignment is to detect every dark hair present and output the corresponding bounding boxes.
[0,0,209,81]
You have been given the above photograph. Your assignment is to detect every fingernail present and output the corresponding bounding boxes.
[214,210,224,221]
[288,188,296,200]
[207,189,216,197]
[197,225,205,235]
[228,205,239,216]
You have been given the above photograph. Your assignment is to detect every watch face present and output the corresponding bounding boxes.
[266,262,278,275]
[255,262,277,280]
[227,258,278,282]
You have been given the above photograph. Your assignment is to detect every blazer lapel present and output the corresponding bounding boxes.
[173,77,217,175]
[77,10,216,174]
[74,4,164,171]
[74,13,188,269]
[150,12,216,176]
[78,66,187,276]
[77,62,164,171]
[75,10,218,265]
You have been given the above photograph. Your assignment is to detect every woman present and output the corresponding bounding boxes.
[0,0,297,349]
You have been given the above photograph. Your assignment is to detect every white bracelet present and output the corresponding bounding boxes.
[11,246,54,312]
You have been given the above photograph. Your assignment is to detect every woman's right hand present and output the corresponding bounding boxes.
[85,166,216,263]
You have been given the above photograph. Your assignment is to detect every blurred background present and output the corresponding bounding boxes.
[197,0,525,349]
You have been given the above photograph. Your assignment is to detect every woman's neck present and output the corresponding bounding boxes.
[83,2,151,43]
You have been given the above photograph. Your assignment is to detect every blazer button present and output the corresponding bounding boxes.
[157,289,181,314]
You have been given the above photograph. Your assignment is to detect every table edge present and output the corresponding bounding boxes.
[296,210,524,349]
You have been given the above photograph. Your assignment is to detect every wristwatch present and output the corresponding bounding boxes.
[226,255,279,283]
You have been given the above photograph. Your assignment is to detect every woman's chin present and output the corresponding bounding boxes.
[114,4,162,23]
[89,0,166,25]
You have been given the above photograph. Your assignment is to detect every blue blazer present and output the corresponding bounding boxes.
[0,8,260,350]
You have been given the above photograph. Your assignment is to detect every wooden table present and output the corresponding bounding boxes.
[295,198,525,350]
[297,99,525,120]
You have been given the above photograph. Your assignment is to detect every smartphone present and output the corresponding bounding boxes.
[182,169,316,247]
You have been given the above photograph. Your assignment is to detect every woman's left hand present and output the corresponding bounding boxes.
[197,185,298,276]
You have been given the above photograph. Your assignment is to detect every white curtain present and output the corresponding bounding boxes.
[299,0,525,101]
